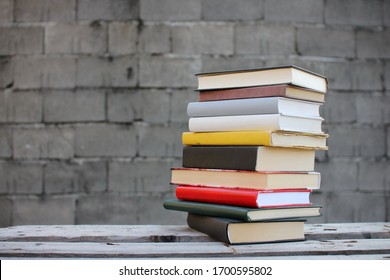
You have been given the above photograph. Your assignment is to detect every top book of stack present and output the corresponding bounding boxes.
[196,65,328,103]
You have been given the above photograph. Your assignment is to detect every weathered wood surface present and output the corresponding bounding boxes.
[0,225,214,242]
[0,223,389,259]
[1,223,389,242]
[1,239,390,258]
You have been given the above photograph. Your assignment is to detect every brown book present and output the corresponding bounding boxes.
[199,84,325,103]
[187,213,305,244]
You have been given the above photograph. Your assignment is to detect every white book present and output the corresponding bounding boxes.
[187,97,321,118]
[188,114,323,134]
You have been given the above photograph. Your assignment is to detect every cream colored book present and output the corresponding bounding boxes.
[171,168,321,190]
[196,65,328,93]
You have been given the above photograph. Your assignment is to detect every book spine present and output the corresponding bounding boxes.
[187,213,230,244]
[176,185,259,208]
[198,85,288,102]
[187,97,279,117]
[171,168,322,190]
[188,114,281,132]
[163,199,251,221]
[182,146,259,171]
[182,131,272,146]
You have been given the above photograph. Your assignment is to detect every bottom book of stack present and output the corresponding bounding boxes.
[188,213,305,245]
[164,199,321,245]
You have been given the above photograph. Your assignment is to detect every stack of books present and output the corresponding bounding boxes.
[164,65,328,245]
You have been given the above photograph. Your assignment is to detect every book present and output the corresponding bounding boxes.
[198,84,326,103]
[176,185,312,208]
[187,97,321,118]
[187,213,306,244]
[182,146,315,172]
[196,65,328,93]
[164,199,321,222]
[188,114,323,134]
[171,168,321,190]
[182,130,328,150]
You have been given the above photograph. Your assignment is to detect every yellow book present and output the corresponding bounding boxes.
[182,130,328,150]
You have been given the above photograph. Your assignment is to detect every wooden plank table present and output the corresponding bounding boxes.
[0,223,389,259]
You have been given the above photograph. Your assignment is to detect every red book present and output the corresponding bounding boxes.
[176,185,312,208]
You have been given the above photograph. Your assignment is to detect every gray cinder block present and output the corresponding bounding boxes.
[297,27,355,58]
[76,56,138,87]
[140,0,201,21]
[14,57,76,89]
[172,23,234,55]
[13,126,74,159]
[44,90,105,122]
[78,0,138,20]
[139,55,200,87]
[264,0,324,23]
[44,160,107,194]
[0,161,43,194]
[45,22,107,54]
[325,0,382,26]
[75,124,137,157]
[13,196,76,225]
[0,26,43,55]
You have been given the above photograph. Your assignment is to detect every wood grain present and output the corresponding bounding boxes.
[1,239,390,258]
[0,223,389,242]
[0,223,389,259]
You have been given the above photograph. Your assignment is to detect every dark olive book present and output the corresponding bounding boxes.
[187,213,306,245]
[164,199,321,222]
[182,146,315,172]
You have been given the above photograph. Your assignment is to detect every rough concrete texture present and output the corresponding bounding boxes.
[0,0,389,226]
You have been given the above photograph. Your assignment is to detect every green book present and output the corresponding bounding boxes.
[163,199,321,222]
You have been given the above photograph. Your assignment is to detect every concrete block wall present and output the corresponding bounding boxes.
[0,0,389,226]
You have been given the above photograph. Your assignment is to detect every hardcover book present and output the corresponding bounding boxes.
[182,130,328,150]
[198,84,326,103]
[196,65,328,93]
[171,168,321,190]
[176,185,312,208]
[187,97,321,118]
[182,146,316,172]
[188,114,323,134]
[187,213,306,245]
[164,199,321,222]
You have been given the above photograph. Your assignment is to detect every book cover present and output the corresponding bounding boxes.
[187,97,321,118]
[182,146,315,172]
[188,114,324,134]
[187,213,306,245]
[164,199,321,222]
[175,185,312,208]
[182,130,328,150]
[198,84,326,103]
[171,168,321,190]
[196,65,328,93]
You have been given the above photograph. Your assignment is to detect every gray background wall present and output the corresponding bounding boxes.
[0,0,389,226]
